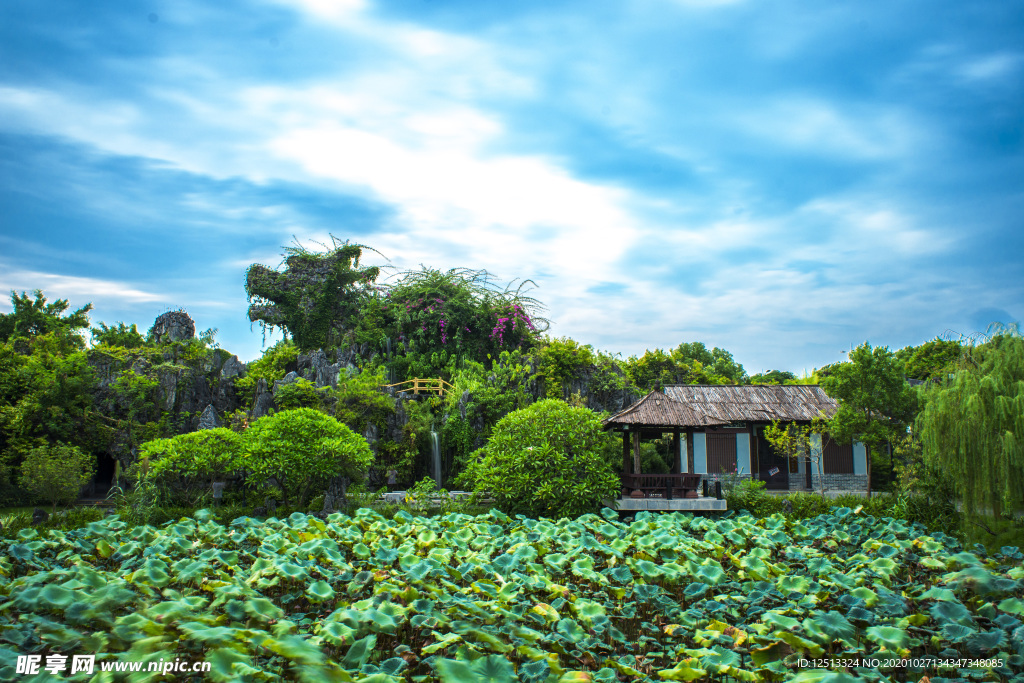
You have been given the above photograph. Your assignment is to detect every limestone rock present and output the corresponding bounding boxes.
[252,378,276,419]
[220,355,245,380]
[151,311,196,344]
[198,404,221,430]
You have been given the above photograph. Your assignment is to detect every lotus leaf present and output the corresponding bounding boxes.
[657,658,707,681]
[931,600,976,627]
[865,625,908,652]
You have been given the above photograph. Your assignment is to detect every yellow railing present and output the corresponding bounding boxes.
[382,377,455,397]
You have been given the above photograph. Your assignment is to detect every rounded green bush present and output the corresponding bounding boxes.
[458,399,619,519]
[241,408,374,508]
[140,428,243,505]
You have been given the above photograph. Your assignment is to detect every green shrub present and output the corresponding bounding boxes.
[19,443,96,513]
[275,377,328,411]
[233,340,299,405]
[457,399,620,519]
[785,491,833,519]
[726,479,784,517]
[139,428,244,506]
[242,408,374,508]
[0,506,103,539]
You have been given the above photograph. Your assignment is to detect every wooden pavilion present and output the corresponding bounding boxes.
[603,385,867,502]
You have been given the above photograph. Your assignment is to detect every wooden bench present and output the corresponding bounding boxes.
[621,473,702,499]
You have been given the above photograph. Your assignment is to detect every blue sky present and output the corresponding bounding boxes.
[1,0,1021,374]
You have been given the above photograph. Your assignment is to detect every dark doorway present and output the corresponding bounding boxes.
[706,433,737,473]
[757,436,789,490]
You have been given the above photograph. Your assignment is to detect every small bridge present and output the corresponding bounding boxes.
[382,377,455,397]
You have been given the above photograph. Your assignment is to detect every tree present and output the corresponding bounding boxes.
[0,333,97,465]
[626,342,746,392]
[139,428,244,506]
[0,290,92,352]
[749,370,797,385]
[241,408,374,508]
[19,443,96,513]
[456,399,620,518]
[763,419,829,497]
[895,338,964,382]
[245,237,383,352]
[91,322,148,349]
[820,342,918,496]
[917,331,1024,520]
[384,267,548,369]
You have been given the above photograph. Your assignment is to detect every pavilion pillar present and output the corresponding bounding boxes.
[622,430,631,474]
[633,431,642,475]
[671,431,680,474]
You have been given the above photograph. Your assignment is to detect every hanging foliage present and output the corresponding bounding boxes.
[918,329,1024,519]
[245,237,383,352]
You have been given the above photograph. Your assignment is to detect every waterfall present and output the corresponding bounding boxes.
[384,337,394,384]
[430,431,441,489]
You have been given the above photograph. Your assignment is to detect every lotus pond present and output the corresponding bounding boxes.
[1,507,1023,682]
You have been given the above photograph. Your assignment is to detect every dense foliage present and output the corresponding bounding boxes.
[918,331,1024,521]
[0,290,92,353]
[18,443,96,514]
[140,428,245,507]
[243,408,375,508]
[2,507,1023,682]
[820,342,918,494]
[458,399,620,519]
[246,239,383,352]
[626,343,746,392]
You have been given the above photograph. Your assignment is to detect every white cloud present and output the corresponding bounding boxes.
[957,52,1022,83]
[734,97,925,160]
[0,269,167,308]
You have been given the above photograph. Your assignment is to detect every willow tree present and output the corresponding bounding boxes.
[918,330,1024,519]
[245,237,383,352]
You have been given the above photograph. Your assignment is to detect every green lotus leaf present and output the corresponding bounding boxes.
[435,655,517,683]
[306,580,335,603]
[965,629,1006,655]
[931,600,975,627]
[422,632,463,654]
[803,611,855,644]
[657,658,707,681]
[750,640,786,666]
[206,647,264,682]
[178,622,237,645]
[865,625,908,652]
[245,597,284,622]
[918,556,947,570]
[999,597,1024,615]
[691,561,726,586]
[940,623,976,643]
[919,587,958,602]
[556,617,587,643]
[777,575,811,595]
[608,566,633,583]
[683,582,709,600]
[848,586,878,607]
[947,551,983,567]
[545,553,569,571]
[762,611,801,631]
[846,606,875,627]
[788,670,861,682]
[340,633,376,669]
[634,559,662,579]
[777,631,824,657]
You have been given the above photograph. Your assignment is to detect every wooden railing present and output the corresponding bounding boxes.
[621,473,702,500]
[382,377,455,397]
